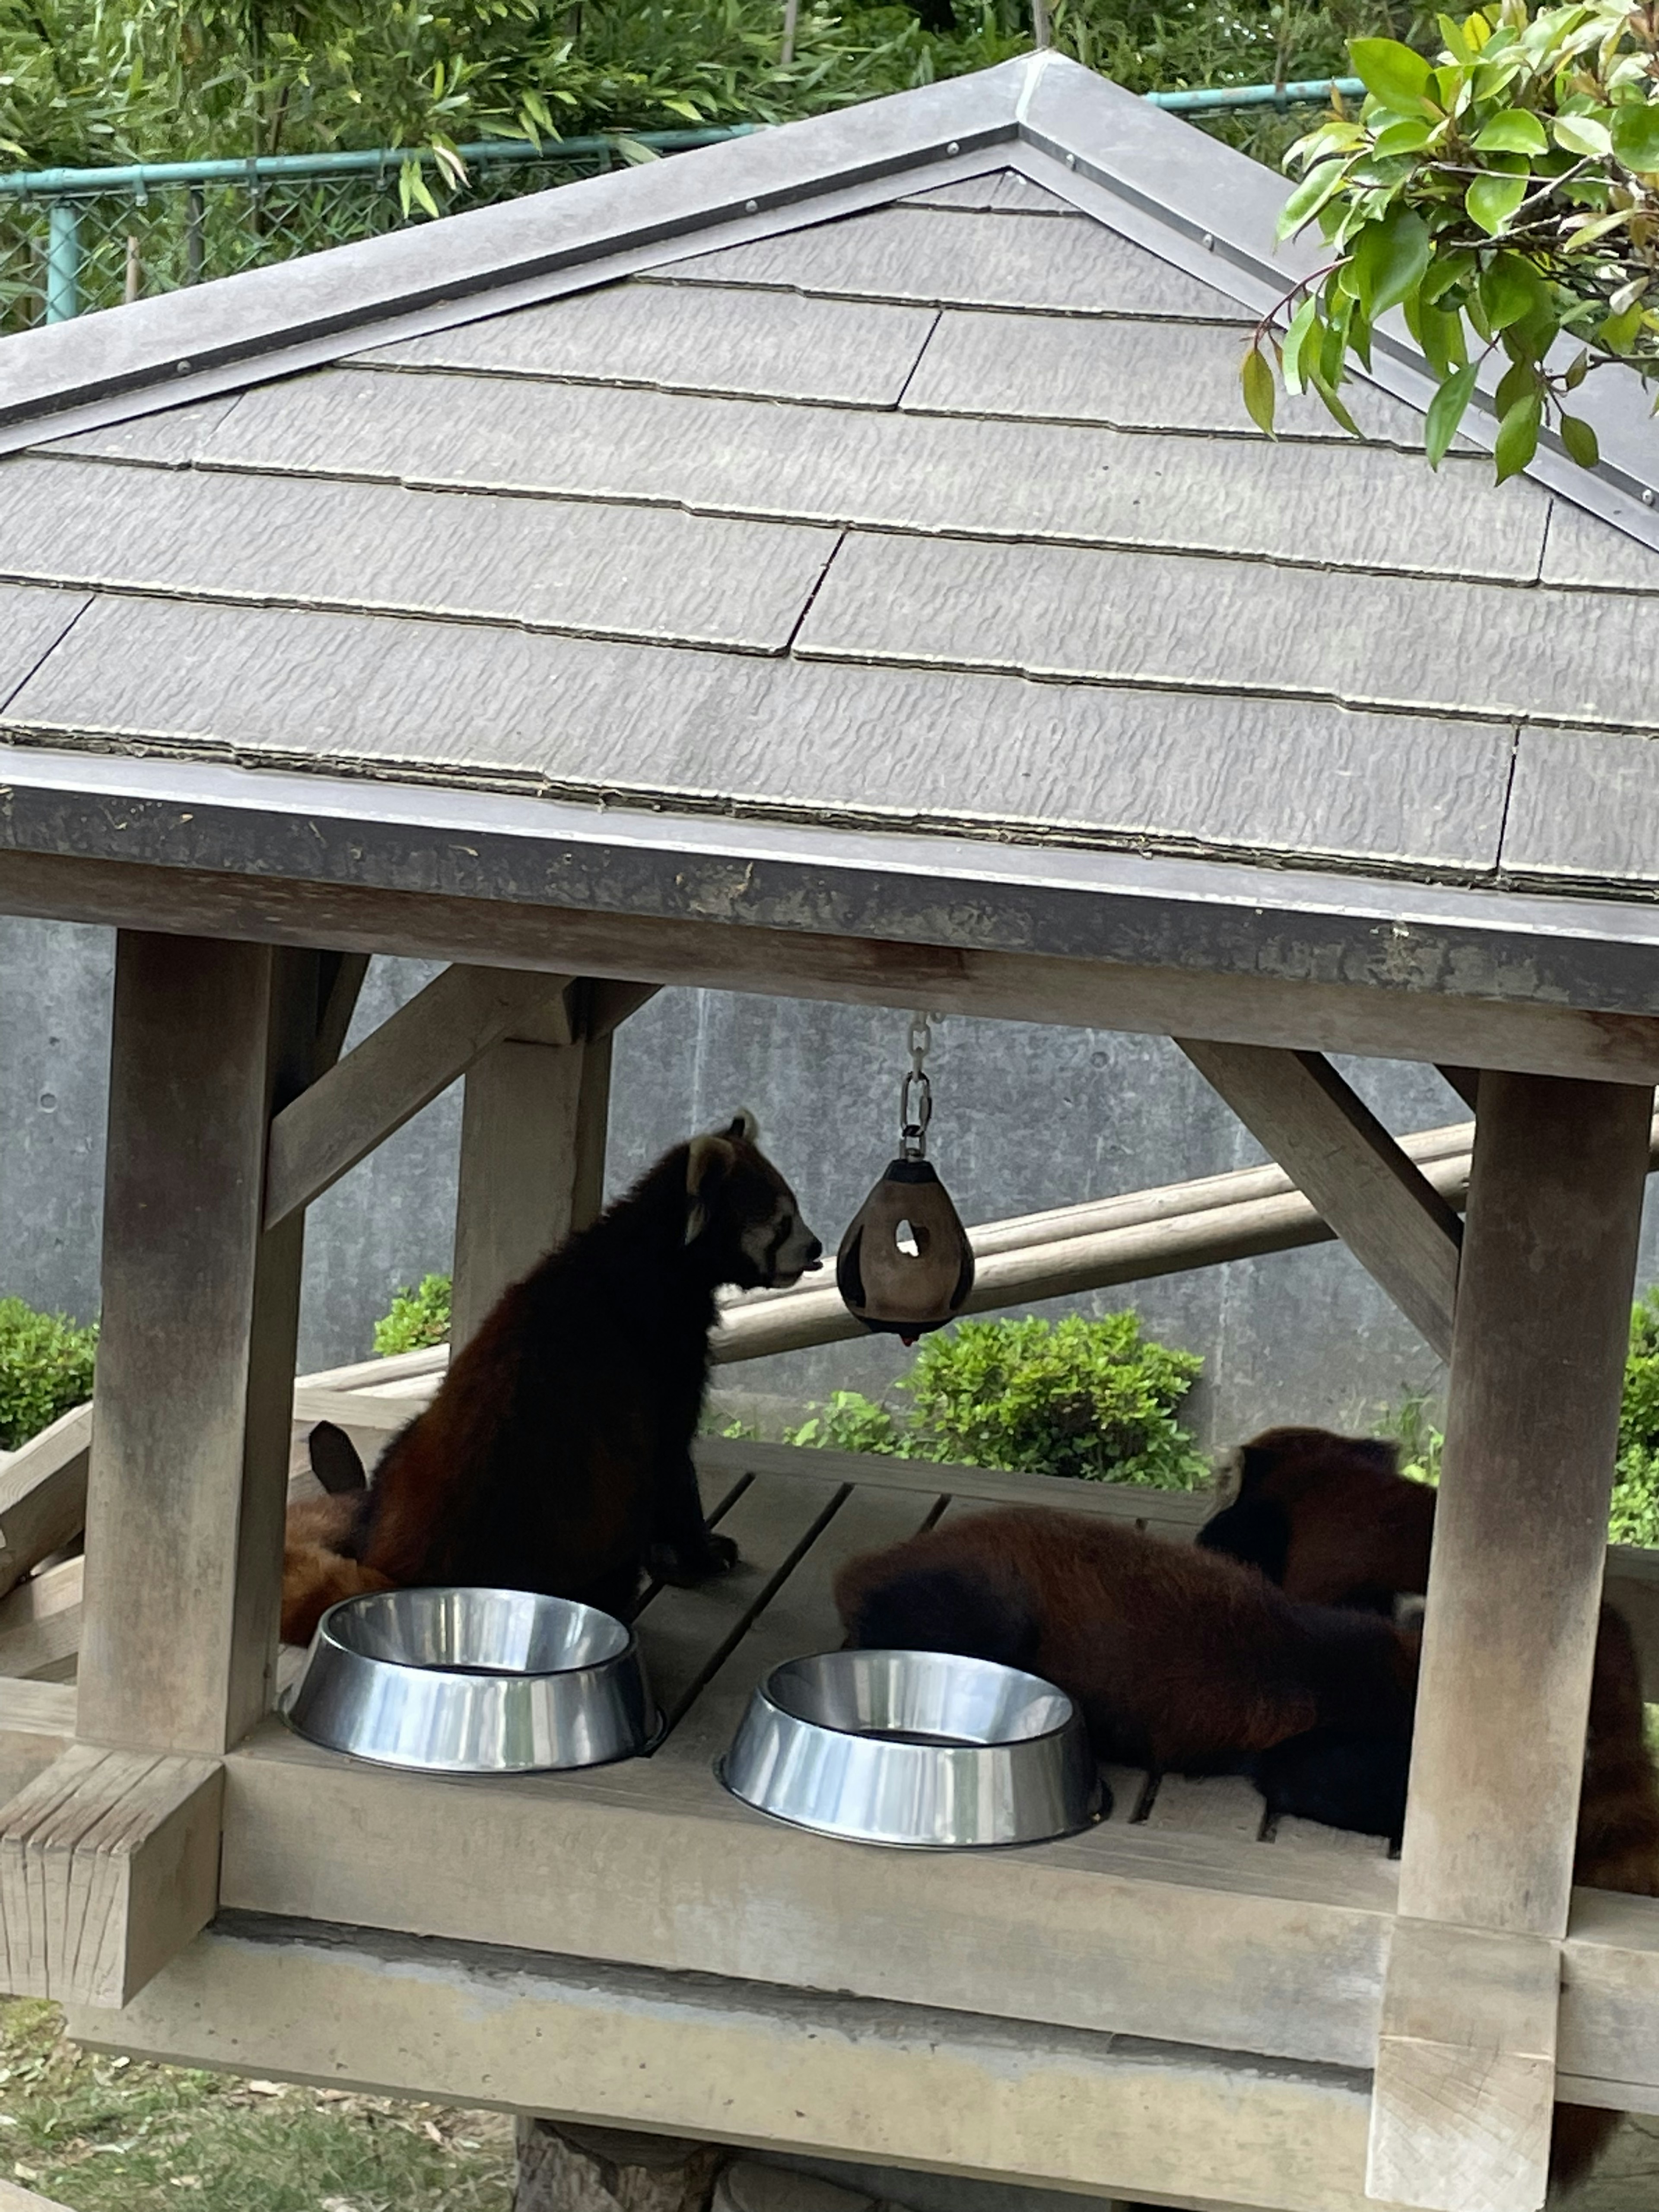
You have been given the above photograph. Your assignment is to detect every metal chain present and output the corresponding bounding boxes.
[899,1012,934,1161]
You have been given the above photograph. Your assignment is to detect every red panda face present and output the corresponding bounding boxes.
[685,1112,822,1290]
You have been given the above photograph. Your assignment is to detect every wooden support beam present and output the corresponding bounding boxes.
[449,982,623,1353]
[0,1405,90,1603]
[1368,1072,1654,2212]
[1176,1039,1463,1360]
[0,1557,81,1682]
[77,936,318,1758]
[67,1916,1427,2212]
[0,1742,221,2005]
[313,950,371,1073]
[12,847,1659,1094]
[263,962,575,1231]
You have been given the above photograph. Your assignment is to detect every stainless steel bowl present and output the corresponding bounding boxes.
[283,1586,657,1773]
[718,1649,1100,1848]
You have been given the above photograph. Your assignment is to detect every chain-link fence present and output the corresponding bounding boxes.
[0,128,754,336]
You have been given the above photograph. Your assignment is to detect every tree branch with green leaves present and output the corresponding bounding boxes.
[1241,0,1659,477]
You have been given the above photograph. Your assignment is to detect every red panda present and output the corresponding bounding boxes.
[279,1114,819,1645]
[1199,1424,1659,2198]
[832,1506,1419,1827]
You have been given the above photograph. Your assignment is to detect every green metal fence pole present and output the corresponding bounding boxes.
[44,199,82,322]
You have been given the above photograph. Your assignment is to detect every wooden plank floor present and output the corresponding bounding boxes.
[283,1369,1395,1867]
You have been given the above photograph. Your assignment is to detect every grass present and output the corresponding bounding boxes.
[0,1999,514,2212]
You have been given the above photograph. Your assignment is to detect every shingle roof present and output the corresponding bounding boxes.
[1,54,1657,984]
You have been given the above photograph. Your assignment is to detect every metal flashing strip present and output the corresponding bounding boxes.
[0,67,1030,451]
[5,741,1659,1016]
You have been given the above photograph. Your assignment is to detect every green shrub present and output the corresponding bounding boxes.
[788,1389,912,1457]
[789,1313,1208,1488]
[1391,1290,1659,1543]
[0,1298,98,1452]
[372,1273,452,1356]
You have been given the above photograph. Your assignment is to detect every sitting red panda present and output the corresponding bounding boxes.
[832,1506,1420,1832]
[279,1113,819,1645]
[1199,1424,1659,2199]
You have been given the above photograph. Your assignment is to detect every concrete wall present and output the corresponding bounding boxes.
[7,920,1656,1448]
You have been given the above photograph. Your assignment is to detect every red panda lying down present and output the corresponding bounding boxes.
[1199,1424,1659,2199]
[833,1506,1420,1837]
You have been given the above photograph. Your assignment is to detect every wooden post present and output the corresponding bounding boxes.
[76,934,318,1758]
[1367,1071,1654,2212]
[450,986,614,1353]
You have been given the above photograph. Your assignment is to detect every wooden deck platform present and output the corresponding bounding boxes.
[6,1355,1659,2208]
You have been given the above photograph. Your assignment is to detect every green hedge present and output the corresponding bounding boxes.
[0,1299,98,1452]
[787,1312,1210,1490]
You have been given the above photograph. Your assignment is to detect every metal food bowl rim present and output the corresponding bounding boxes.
[715,1646,1103,1851]
[310,1583,642,1681]
[757,1646,1085,1747]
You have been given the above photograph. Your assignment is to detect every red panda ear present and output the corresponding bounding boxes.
[725,1109,759,1144]
[685,1133,737,1244]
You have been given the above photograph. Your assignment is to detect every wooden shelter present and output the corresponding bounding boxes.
[3,50,1659,2212]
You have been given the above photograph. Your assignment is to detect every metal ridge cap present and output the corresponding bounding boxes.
[0,66,1027,437]
[6,741,1659,1000]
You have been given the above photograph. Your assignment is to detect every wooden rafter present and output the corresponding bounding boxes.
[1176,1039,1463,1361]
[262,962,576,1231]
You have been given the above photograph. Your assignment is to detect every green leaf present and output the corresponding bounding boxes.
[1350,37,1434,112]
[1308,366,1363,437]
[1479,252,1547,331]
[1373,117,1434,156]
[1554,111,1613,158]
[1466,171,1528,234]
[1277,156,1351,240]
[1600,302,1644,353]
[1474,111,1548,156]
[1611,102,1659,175]
[1241,346,1278,436]
[1280,296,1320,395]
[1559,413,1600,469]
[1494,388,1542,483]
[1424,361,1478,467]
[1347,207,1432,317]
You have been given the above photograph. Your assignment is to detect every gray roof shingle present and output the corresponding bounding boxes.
[1,53,1656,958]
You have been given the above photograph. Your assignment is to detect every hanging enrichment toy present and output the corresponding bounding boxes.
[836,1015,976,1347]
